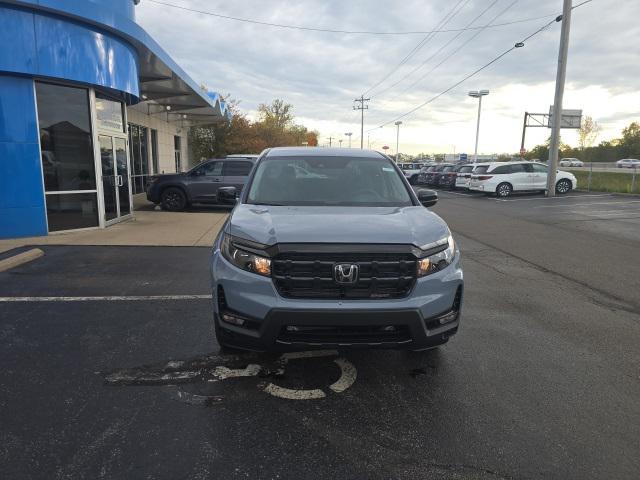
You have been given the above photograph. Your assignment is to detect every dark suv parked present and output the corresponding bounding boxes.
[426,164,454,187]
[436,164,462,190]
[146,157,257,211]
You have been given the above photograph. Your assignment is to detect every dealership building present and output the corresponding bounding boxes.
[0,0,229,239]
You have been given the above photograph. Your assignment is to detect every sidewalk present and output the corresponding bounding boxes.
[0,198,229,253]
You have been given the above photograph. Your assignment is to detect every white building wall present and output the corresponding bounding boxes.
[126,103,189,174]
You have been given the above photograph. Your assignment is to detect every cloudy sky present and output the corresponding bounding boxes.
[136,0,640,155]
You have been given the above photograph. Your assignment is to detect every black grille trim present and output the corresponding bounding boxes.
[272,250,418,299]
[278,324,412,344]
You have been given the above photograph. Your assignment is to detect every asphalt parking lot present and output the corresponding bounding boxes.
[1,192,639,479]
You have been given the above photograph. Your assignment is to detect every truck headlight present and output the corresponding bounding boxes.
[220,234,271,277]
[417,235,455,277]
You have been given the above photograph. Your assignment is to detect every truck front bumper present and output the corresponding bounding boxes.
[211,250,464,352]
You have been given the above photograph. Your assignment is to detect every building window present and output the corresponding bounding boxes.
[150,129,159,174]
[44,193,99,232]
[174,135,182,172]
[95,93,125,133]
[35,82,98,231]
[128,123,149,194]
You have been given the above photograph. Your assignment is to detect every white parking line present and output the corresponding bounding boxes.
[569,208,640,215]
[0,294,212,302]
[495,194,614,203]
[569,210,640,218]
[535,200,640,209]
[441,191,482,197]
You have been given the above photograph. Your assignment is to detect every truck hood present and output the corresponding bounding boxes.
[227,205,450,248]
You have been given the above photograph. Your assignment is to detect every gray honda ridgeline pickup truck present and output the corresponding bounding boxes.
[211,147,463,352]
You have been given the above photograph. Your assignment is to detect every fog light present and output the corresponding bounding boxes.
[437,310,458,325]
[221,312,246,326]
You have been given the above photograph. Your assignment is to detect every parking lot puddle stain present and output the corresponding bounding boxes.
[169,389,224,406]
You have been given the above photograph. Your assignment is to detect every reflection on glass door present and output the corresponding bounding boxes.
[115,138,131,216]
[99,135,118,222]
[99,135,131,223]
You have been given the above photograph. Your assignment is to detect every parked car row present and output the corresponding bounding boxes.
[398,163,428,184]
[415,161,578,198]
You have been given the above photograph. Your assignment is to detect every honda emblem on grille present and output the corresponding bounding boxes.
[334,263,359,284]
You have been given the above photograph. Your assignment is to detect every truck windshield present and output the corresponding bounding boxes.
[247,156,413,207]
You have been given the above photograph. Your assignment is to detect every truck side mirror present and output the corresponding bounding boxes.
[417,189,437,208]
[217,186,238,205]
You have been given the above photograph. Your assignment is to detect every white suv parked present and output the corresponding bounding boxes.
[469,161,577,197]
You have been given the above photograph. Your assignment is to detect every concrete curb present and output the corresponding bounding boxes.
[0,248,44,272]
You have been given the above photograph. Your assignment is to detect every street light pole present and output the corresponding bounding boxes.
[546,0,573,197]
[468,90,489,163]
[345,132,353,148]
[395,121,402,163]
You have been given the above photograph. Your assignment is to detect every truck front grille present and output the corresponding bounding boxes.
[272,252,417,299]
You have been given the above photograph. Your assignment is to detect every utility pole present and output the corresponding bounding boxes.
[353,95,370,149]
[547,0,572,197]
[328,135,334,147]
[339,139,343,147]
[395,121,402,163]
[520,112,528,158]
[345,132,353,148]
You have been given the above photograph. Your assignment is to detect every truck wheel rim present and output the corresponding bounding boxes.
[166,192,181,208]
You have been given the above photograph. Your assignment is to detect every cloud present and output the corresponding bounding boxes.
[137,0,640,154]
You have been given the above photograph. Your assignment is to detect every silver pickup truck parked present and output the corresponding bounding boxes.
[210,148,463,352]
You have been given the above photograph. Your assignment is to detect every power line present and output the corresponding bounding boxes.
[390,0,518,101]
[371,0,504,100]
[367,21,557,131]
[145,0,563,36]
[363,0,470,97]
[366,0,593,131]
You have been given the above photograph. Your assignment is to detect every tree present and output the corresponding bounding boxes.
[257,99,293,129]
[305,131,319,146]
[188,97,320,163]
[620,122,640,157]
[578,116,602,150]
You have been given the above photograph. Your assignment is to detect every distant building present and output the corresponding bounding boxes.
[443,154,498,163]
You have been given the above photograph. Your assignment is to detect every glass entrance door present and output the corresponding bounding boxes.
[99,135,131,223]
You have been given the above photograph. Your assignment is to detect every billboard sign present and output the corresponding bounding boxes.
[548,107,582,129]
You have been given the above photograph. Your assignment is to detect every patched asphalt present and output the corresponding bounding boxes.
[1,192,639,479]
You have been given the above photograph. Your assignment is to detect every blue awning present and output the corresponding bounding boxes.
[5,0,231,125]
